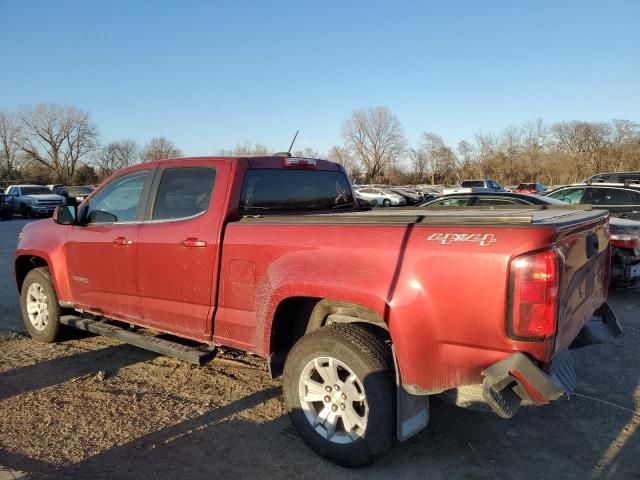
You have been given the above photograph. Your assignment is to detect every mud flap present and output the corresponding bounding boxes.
[392,346,429,441]
[570,303,623,349]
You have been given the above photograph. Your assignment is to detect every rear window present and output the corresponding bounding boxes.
[461,181,484,188]
[239,169,354,212]
[587,188,631,206]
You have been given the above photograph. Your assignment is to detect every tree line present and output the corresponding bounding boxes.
[1,103,638,186]
[0,104,183,184]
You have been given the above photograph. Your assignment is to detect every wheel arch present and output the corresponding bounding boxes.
[268,296,390,378]
[15,255,50,292]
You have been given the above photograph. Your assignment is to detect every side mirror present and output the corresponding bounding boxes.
[53,205,77,225]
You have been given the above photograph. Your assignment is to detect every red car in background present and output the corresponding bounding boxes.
[513,182,546,194]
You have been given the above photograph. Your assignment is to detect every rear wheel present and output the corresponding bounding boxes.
[20,267,62,343]
[283,324,395,467]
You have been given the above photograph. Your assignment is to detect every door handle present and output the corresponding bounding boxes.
[181,238,207,248]
[113,237,134,246]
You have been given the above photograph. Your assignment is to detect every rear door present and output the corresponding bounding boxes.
[136,161,228,339]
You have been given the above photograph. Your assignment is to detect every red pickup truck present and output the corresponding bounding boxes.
[14,156,621,466]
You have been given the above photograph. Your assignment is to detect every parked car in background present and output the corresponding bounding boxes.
[442,179,507,195]
[5,185,65,218]
[419,191,640,286]
[545,183,640,220]
[354,187,406,206]
[414,185,444,196]
[513,182,546,194]
[585,172,640,184]
[418,192,568,207]
[353,191,377,208]
[52,185,95,205]
[0,193,13,220]
[390,187,423,205]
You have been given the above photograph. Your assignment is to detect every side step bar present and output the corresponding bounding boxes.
[60,315,214,366]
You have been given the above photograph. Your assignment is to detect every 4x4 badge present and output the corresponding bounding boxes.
[427,233,497,246]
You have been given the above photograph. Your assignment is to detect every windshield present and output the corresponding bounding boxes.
[21,186,53,195]
[240,169,354,212]
[461,181,485,188]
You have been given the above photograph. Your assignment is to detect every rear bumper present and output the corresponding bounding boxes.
[481,303,621,418]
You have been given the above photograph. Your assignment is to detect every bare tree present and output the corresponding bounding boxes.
[342,107,406,182]
[415,133,457,184]
[0,110,23,179]
[217,141,270,156]
[141,137,183,162]
[293,147,320,158]
[96,140,139,178]
[17,104,98,183]
[328,145,360,180]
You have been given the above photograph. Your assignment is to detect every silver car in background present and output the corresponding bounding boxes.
[355,187,407,207]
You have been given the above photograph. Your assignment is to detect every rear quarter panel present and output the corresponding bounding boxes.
[216,221,559,393]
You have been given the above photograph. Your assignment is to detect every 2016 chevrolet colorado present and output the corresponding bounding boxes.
[14,156,621,466]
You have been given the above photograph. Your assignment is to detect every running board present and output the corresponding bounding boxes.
[60,315,214,366]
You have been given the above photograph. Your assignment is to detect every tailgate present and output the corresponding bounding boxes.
[553,215,610,354]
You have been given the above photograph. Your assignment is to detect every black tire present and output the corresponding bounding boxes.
[20,267,62,343]
[20,203,32,219]
[283,324,395,467]
[382,199,391,207]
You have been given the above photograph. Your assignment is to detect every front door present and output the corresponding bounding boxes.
[66,169,153,322]
[137,163,221,339]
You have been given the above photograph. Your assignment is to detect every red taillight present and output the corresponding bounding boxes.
[610,233,640,251]
[508,249,558,341]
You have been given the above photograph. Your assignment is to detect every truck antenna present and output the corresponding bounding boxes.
[287,130,299,155]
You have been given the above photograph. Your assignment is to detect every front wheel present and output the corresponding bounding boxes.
[20,267,62,343]
[20,204,32,219]
[283,324,395,467]
[382,199,391,207]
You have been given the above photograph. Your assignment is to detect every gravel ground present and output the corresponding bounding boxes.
[0,218,638,479]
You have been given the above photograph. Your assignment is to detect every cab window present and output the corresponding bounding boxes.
[152,167,216,220]
[86,171,148,223]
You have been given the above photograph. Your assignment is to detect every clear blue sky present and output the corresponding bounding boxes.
[1,0,638,155]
